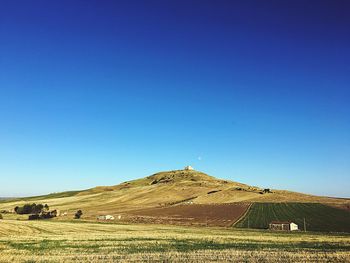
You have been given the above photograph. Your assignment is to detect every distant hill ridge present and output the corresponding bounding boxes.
[81,169,247,195]
[122,169,240,186]
[148,170,218,184]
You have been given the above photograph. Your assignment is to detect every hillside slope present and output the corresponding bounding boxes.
[0,169,348,219]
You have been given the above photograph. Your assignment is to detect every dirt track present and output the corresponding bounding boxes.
[126,203,250,227]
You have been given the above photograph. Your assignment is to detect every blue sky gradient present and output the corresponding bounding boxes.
[0,0,349,197]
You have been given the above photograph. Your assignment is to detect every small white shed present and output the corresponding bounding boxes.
[97,215,115,220]
[105,215,115,220]
[269,221,299,231]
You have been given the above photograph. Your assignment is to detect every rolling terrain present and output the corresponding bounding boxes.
[1,169,349,230]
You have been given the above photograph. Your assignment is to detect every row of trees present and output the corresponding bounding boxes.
[11,203,83,220]
[28,210,58,220]
[14,203,49,215]
[28,210,83,220]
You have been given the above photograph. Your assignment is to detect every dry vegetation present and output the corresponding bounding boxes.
[0,219,349,262]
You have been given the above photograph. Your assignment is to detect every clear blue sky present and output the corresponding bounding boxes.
[0,0,349,197]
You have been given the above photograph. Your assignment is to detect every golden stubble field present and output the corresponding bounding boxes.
[0,219,349,262]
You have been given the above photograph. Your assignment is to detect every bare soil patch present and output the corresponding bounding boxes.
[125,203,250,227]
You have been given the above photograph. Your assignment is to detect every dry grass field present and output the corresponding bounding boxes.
[0,219,349,262]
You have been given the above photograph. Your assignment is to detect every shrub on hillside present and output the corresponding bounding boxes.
[74,210,83,219]
[28,210,58,220]
[28,210,57,220]
[28,214,40,220]
[0,214,3,219]
[41,210,58,219]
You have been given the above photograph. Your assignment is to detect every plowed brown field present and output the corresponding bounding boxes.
[126,203,250,227]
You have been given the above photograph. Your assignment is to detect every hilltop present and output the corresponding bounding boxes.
[0,169,348,224]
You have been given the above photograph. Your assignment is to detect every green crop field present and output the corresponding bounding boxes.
[235,203,350,233]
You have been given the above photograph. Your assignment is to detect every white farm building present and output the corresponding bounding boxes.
[97,215,115,220]
[269,221,299,231]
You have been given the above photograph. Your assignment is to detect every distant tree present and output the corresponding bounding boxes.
[20,204,32,214]
[33,204,44,214]
[74,210,83,219]
[44,204,49,211]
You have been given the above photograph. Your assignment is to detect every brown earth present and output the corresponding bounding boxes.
[124,203,250,227]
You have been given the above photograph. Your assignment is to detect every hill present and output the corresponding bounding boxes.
[0,169,349,228]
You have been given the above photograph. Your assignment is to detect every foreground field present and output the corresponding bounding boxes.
[0,220,349,262]
[236,203,350,232]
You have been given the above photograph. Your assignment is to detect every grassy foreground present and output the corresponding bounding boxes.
[0,220,349,262]
[236,203,350,232]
